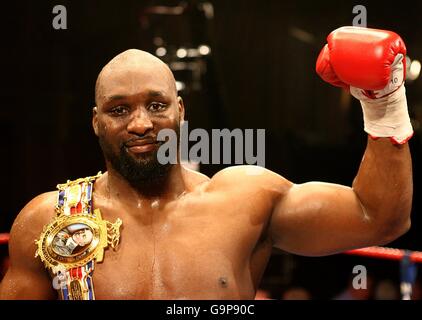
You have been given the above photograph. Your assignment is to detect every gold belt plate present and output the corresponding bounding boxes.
[35,209,122,272]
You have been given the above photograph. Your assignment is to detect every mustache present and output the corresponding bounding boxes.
[121,135,162,148]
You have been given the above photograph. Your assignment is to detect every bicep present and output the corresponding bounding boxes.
[269,182,380,256]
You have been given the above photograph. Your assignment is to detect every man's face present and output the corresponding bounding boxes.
[72,229,93,247]
[93,61,184,189]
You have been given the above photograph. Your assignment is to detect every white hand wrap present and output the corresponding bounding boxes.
[350,54,413,144]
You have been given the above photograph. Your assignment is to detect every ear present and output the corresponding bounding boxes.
[177,96,185,123]
[92,106,99,137]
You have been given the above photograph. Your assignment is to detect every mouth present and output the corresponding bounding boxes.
[124,139,161,154]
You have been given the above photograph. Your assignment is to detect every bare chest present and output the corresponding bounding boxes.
[90,195,270,299]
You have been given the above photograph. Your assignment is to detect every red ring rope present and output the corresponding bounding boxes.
[345,246,422,263]
[0,233,10,245]
[1,231,422,264]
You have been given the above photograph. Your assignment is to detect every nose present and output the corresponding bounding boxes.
[126,107,153,135]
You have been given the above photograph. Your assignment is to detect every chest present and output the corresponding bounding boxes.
[90,195,270,299]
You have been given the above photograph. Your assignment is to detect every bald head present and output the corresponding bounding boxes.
[95,49,177,106]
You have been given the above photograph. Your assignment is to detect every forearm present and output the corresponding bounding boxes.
[352,137,412,238]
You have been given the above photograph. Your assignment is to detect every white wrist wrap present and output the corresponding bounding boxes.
[349,54,413,144]
[359,85,413,144]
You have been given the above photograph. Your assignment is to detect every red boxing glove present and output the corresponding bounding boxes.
[316,26,413,144]
[317,27,406,91]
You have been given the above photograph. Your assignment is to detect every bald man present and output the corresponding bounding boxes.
[0,42,413,299]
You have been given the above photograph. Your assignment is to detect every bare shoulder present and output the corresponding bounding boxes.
[206,166,294,244]
[12,191,57,231]
[182,165,211,190]
[207,165,293,196]
[9,191,57,257]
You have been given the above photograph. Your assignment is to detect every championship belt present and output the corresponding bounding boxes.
[35,172,122,300]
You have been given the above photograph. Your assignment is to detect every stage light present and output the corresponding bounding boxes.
[155,47,167,57]
[176,48,188,58]
[198,45,211,55]
[176,81,186,91]
[408,60,421,81]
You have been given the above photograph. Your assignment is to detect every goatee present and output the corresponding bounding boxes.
[99,136,173,195]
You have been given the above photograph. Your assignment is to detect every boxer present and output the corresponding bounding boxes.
[0,27,413,299]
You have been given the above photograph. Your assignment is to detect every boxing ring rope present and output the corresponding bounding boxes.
[0,233,9,245]
[0,233,420,299]
[4,232,421,260]
[345,246,422,263]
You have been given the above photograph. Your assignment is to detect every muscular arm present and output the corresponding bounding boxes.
[0,193,57,299]
[269,137,412,256]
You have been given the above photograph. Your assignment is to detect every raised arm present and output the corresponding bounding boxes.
[0,193,57,299]
[269,138,412,256]
[270,27,413,256]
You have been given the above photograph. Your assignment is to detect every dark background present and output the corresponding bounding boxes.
[0,0,421,299]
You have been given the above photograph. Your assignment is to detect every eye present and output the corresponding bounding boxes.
[110,105,129,116]
[148,102,167,112]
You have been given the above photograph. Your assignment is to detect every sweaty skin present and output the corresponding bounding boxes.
[0,50,412,299]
